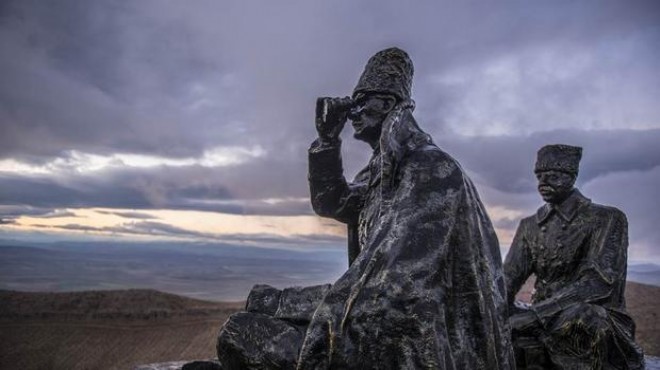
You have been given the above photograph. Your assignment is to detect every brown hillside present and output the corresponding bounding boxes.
[0,289,244,370]
[625,282,660,356]
[0,289,233,320]
[0,283,658,370]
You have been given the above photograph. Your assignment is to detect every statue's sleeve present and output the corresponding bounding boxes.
[503,221,534,307]
[308,138,363,224]
[532,210,628,321]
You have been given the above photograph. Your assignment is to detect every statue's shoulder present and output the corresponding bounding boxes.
[530,203,551,226]
[403,145,465,183]
[584,201,627,222]
[519,213,538,231]
[406,143,457,167]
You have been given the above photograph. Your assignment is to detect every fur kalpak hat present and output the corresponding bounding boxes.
[535,144,583,174]
[353,47,414,101]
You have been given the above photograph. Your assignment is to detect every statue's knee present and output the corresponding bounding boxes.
[575,302,606,317]
[554,303,610,340]
[246,284,282,315]
[217,312,260,350]
[217,312,304,370]
[576,304,607,327]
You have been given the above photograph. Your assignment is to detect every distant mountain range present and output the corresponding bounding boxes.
[0,240,660,301]
[0,241,658,304]
[628,263,660,286]
[0,240,347,301]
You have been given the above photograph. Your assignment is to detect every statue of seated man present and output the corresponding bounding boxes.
[503,144,645,370]
[216,47,515,370]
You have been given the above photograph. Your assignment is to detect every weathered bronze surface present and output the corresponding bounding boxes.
[504,144,646,369]
[217,47,515,369]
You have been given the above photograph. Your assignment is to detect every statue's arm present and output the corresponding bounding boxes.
[503,221,534,308]
[308,138,363,224]
[532,210,628,321]
[579,209,629,288]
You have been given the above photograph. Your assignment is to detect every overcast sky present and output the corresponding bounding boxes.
[1,0,659,262]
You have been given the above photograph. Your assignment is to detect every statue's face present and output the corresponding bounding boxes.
[535,170,576,204]
[349,93,397,144]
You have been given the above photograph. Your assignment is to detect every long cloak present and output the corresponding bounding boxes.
[301,107,515,369]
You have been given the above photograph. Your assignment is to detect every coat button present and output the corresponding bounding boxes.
[561,224,568,230]
[557,242,563,248]
[541,226,547,232]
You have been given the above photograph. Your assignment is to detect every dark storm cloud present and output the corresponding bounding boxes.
[3,127,657,221]
[34,210,78,219]
[29,221,219,239]
[0,0,251,158]
[0,173,154,209]
[1,0,659,255]
[0,166,232,210]
[29,222,215,239]
[212,233,344,247]
[0,160,312,216]
[2,0,658,160]
[95,210,159,220]
[55,224,99,233]
[583,167,660,260]
[440,128,660,195]
[31,221,344,248]
[111,221,218,239]
[443,130,660,256]
[0,205,79,224]
[0,205,60,218]
[492,217,521,232]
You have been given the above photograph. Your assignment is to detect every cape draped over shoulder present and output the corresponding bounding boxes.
[298,106,515,369]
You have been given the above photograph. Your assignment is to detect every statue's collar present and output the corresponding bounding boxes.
[378,105,429,203]
[536,189,591,225]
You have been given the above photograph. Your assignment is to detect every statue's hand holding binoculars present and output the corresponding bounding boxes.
[315,97,354,143]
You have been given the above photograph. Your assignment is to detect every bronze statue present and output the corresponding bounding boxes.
[504,144,645,369]
[301,48,514,368]
[216,48,515,369]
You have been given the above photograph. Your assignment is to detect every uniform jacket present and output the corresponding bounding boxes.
[504,190,645,368]
[505,190,630,316]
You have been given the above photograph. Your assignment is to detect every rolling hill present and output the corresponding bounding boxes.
[0,281,658,369]
[0,289,243,370]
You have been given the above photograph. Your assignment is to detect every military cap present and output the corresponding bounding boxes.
[535,144,583,174]
[353,47,414,101]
